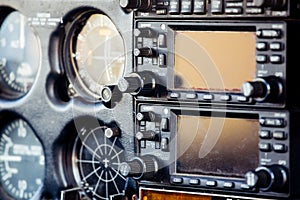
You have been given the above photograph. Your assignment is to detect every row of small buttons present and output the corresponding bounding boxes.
[256,42,283,51]
[171,176,251,190]
[169,92,249,103]
[154,0,269,15]
[256,54,283,64]
[259,130,287,140]
[259,142,287,153]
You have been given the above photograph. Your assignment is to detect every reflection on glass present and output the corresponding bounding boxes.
[174,30,256,92]
[176,115,259,177]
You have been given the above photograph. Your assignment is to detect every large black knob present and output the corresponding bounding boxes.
[245,165,288,191]
[119,155,159,180]
[241,76,283,102]
[120,0,151,11]
[118,72,156,96]
[252,0,286,9]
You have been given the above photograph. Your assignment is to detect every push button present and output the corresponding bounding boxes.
[259,130,272,139]
[181,0,192,14]
[161,118,169,132]
[189,179,200,185]
[270,55,283,64]
[211,0,224,14]
[169,0,180,14]
[270,42,283,51]
[259,118,285,127]
[273,131,287,140]
[194,0,206,14]
[257,29,281,38]
[172,177,183,184]
[259,142,272,152]
[273,144,287,153]
[256,42,268,51]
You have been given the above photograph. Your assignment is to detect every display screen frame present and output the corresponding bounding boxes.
[169,109,260,180]
[166,24,258,94]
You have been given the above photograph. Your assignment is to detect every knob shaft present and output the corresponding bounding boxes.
[241,76,283,102]
[134,47,156,57]
[136,130,160,141]
[245,165,287,192]
[134,28,157,38]
[136,111,157,121]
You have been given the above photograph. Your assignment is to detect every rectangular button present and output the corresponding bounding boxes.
[256,42,267,51]
[273,131,287,140]
[270,42,283,51]
[257,29,281,38]
[161,118,169,132]
[181,0,192,14]
[203,94,214,100]
[158,34,166,47]
[270,55,283,64]
[225,7,243,14]
[273,144,287,153]
[259,143,272,152]
[206,180,217,187]
[172,177,183,183]
[260,118,285,127]
[194,0,206,14]
[169,0,180,14]
[211,0,224,13]
[256,55,268,63]
[259,130,271,139]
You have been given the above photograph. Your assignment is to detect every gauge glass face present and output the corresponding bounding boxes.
[73,127,126,199]
[0,119,45,199]
[74,13,125,97]
[0,11,40,99]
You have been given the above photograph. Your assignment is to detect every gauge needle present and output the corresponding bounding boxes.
[0,155,22,162]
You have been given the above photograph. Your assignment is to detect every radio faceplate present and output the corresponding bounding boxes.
[118,20,292,108]
[131,0,300,19]
[135,103,291,198]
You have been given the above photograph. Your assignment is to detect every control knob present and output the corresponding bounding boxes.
[136,111,157,121]
[134,27,157,38]
[119,155,159,180]
[136,130,160,141]
[241,76,283,102]
[252,0,286,9]
[245,165,288,191]
[120,0,151,11]
[118,71,156,96]
[134,47,156,57]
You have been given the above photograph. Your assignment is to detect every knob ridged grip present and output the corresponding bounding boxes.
[120,156,159,180]
[118,72,156,96]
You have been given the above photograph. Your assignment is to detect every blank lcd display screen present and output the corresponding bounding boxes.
[176,115,259,178]
[174,30,256,92]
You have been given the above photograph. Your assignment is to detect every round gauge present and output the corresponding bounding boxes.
[0,10,41,99]
[63,10,125,102]
[0,118,45,200]
[72,126,126,199]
